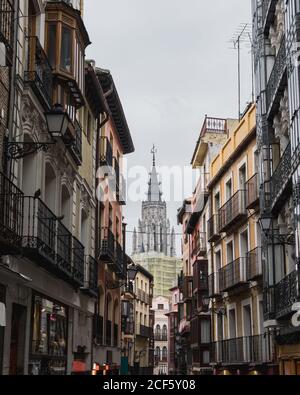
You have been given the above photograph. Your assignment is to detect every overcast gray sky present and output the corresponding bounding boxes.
[84,0,252,255]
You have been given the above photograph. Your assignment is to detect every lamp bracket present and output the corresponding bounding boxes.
[6,141,56,160]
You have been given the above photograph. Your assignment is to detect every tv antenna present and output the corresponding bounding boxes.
[229,23,252,120]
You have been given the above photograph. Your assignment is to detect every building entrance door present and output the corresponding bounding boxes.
[9,304,27,375]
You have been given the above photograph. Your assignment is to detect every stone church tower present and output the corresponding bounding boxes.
[132,146,176,257]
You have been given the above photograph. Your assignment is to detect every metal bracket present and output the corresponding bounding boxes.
[5,141,56,160]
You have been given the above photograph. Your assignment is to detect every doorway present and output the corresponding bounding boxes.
[9,304,27,375]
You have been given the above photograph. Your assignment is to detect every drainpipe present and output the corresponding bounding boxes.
[6,0,19,178]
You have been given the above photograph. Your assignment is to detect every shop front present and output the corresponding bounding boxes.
[29,294,68,375]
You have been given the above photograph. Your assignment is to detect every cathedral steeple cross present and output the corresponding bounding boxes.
[151,144,157,167]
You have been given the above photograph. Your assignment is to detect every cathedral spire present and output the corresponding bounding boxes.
[147,145,162,202]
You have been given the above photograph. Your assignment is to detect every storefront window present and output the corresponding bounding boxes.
[29,295,67,375]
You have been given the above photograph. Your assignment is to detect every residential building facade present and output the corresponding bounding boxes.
[153,296,169,375]
[252,0,300,375]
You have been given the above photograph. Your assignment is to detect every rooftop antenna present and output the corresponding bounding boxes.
[229,23,252,120]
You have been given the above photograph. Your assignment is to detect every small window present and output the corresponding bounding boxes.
[61,26,72,72]
[158,304,164,310]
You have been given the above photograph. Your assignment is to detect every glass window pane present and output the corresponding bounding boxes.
[47,25,56,67]
[61,26,72,72]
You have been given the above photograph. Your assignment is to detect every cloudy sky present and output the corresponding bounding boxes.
[84,0,252,255]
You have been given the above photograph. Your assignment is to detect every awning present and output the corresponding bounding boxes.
[0,302,6,327]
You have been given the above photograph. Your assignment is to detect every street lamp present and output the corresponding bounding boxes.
[45,103,70,139]
[258,213,272,235]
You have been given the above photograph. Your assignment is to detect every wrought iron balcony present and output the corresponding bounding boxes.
[115,240,126,278]
[266,36,287,116]
[100,136,113,168]
[193,260,208,293]
[219,190,247,233]
[68,119,82,165]
[56,219,73,280]
[207,214,220,242]
[82,255,98,297]
[0,0,14,63]
[139,325,151,338]
[271,142,292,211]
[208,273,221,298]
[99,227,115,263]
[192,233,207,257]
[25,36,53,109]
[245,173,259,209]
[219,258,247,293]
[154,334,168,341]
[274,270,299,319]
[72,236,84,287]
[23,197,57,268]
[211,334,273,365]
[93,314,103,345]
[0,172,24,254]
[246,247,262,281]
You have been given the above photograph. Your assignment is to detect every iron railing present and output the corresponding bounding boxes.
[99,227,115,262]
[271,142,292,205]
[245,173,259,209]
[192,233,207,257]
[0,172,24,251]
[84,255,98,296]
[0,0,14,62]
[100,136,113,168]
[25,36,53,109]
[72,236,84,286]
[23,197,57,266]
[219,258,247,292]
[266,36,287,114]
[211,334,273,364]
[274,270,299,318]
[208,272,221,298]
[246,247,262,281]
[207,214,220,242]
[68,119,82,165]
[139,325,151,338]
[219,190,247,232]
[262,0,276,32]
[154,334,168,341]
[56,220,72,277]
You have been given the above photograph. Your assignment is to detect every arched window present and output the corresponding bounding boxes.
[155,324,161,337]
[155,346,160,360]
[162,325,167,339]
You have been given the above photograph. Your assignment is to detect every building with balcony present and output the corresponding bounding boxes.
[153,296,169,375]
[252,0,300,375]
[0,0,134,376]
[132,149,182,299]
[166,284,180,375]
[207,104,273,375]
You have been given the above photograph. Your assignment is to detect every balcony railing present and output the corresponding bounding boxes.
[100,136,113,168]
[0,172,24,253]
[200,116,227,138]
[68,119,82,165]
[137,289,150,305]
[23,197,85,287]
[154,334,168,341]
[25,36,53,109]
[106,320,112,346]
[139,325,151,338]
[211,334,273,365]
[93,314,103,345]
[83,255,98,297]
[246,248,262,281]
[207,214,220,242]
[219,190,247,233]
[0,0,14,62]
[266,36,287,115]
[192,233,207,257]
[219,258,247,292]
[274,270,299,318]
[99,227,115,263]
[208,273,221,298]
[245,173,259,209]
[23,197,57,267]
[271,143,292,209]
[72,236,85,287]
